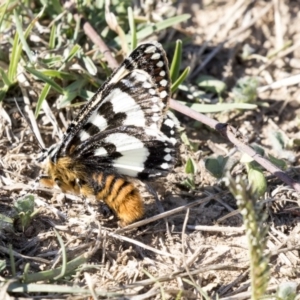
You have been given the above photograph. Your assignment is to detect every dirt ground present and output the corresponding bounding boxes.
[0,0,300,299]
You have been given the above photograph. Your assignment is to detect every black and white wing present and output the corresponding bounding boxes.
[52,42,177,179]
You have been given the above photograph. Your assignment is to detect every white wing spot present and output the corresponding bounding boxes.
[152,105,160,112]
[151,97,159,103]
[161,163,169,169]
[145,45,156,53]
[149,89,156,95]
[94,147,108,156]
[143,81,152,89]
[149,173,161,177]
[152,114,160,122]
[151,53,161,60]
[164,148,171,153]
[79,130,90,141]
[160,90,168,98]
[134,73,148,82]
[160,79,168,87]
[170,137,177,145]
[88,112,108,130]
[159,70,166,76]
[164,118,175,128]
[164,154,172,161]
[156,61,164,67]
[121,78,134,88]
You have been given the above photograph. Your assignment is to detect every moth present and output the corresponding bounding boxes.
[38,42,177,226]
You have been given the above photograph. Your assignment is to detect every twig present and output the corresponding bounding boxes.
[170,100,300,193]
[257,73,300,93]
[187,225,245,232]
[106,232,178,259]
[0,245,50,264]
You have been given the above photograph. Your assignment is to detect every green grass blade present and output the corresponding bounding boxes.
[64,44,81,64]
[53,229,67,280]
[0,67,12,86]
[0,0,11,29]
[7,30,20,83]
[49,23,56,49]
[23,254,88,283]
[171,66,190,93]
[170,40,182,83]
[8,6,44,82]
[9,244,16,277]
[35,84,51,117]
[13,9,34,63]
[127,6,137,50]
[25,67,64,93]
[39,69,76,80]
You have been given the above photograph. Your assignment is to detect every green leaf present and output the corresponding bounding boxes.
[39,69,76,80]
[128,6,137,50]
[14,195,35,214]
[35,83,51,116]
[14,195,35,230]
[205,156,231,179]
[64,44,81,64]
[170,40,182,83]
[246,163,267,197]
[0,67,12,86]
[182,176,195,190]
[0,0,10,30]
[0,260,6,273]
[49,23,56,49]
[196,75,227,94]
[0,213,14,233]
[232,76,259,103]
[276,282,297,300]
[185,157,197,175]
[270,131,286,151]
[81,54,97,76]
[171,67,190,93]
[58,79,88,108]
[14,9,34,63]
[25,66,64,94]
[268,154,287,170]
[177,101,257,113]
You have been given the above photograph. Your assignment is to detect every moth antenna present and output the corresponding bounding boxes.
[14,97,45,151]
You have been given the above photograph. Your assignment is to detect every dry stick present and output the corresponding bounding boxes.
[171,99,300,192]
[65,1,300,193]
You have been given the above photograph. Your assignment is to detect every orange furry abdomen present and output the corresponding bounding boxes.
[40,157,144,226]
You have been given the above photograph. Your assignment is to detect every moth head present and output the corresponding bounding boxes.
[37,144,59,164]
